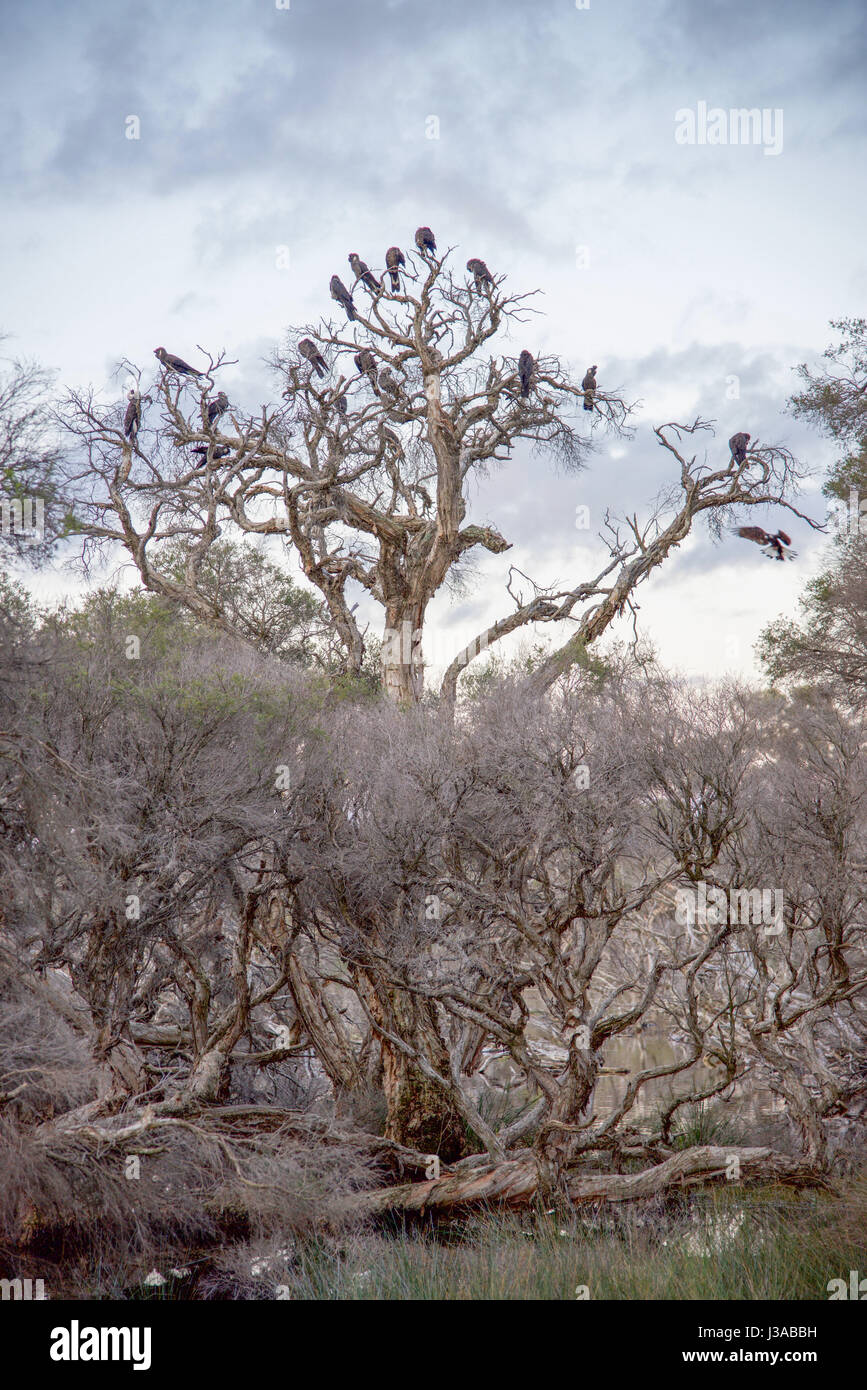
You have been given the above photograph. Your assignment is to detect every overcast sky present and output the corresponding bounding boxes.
[2,0,865,683]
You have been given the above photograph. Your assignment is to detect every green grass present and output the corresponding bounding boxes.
[670,1100,744,1150]
[45,1177,867,1300]
[276,1181,867,1301]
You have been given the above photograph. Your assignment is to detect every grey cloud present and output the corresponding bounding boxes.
[2,0,861,679]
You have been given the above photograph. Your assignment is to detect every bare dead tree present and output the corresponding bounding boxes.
[444,420,820,704]
[60,242,633,704]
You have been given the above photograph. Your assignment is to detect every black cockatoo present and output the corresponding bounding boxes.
[518,350,535,399]
[734,525,795,562]
[415,226,436,256]
[206,391,229,426]
[191,444,231,459]
[154,347,201,377]
[298,338,328,377]
[123,390,141,440]
[466,257,494,293]
[330,275,356,321]
[729,431,751,465]
[354,349,380,392]
[582,365,597,412]
[348,253,379,293]
[384,245,406,290]
[378,367,400,399]
[334,394,348,417]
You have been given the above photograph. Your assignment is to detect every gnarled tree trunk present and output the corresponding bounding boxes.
[359,970,469,1162]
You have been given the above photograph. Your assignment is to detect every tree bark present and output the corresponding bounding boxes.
[381,604,425,707]
[360,972,470,1162]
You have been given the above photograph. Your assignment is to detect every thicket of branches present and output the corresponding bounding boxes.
[1,588,864,1289]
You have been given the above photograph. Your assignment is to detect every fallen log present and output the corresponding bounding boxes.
[351,1145,817,1217]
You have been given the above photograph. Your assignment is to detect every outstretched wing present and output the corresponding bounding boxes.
[734,526,769,545]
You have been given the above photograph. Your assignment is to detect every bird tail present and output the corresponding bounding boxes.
[521,384,529,399]
[389,271,400,291]
[583,394,593,411]
[315,362,326,378]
